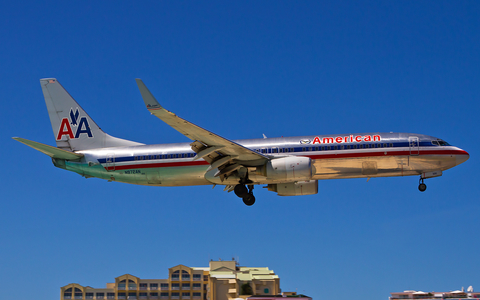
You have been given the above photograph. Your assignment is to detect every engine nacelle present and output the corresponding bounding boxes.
[267,180,318,196]
[257,156,313,181]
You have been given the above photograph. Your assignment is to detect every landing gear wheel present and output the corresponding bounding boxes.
[234,184,248,198]
[243,194,256,206]
[418,183,427,192]
[418,177,427,192]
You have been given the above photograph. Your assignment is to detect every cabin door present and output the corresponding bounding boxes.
[106,154,115,171]
[408,136,419,156]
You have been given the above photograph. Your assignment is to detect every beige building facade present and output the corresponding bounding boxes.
[61,260,281,300]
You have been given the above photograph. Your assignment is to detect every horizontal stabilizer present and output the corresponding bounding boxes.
[13,137,84,160]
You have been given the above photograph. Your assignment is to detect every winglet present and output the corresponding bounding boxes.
[135,79,163,110]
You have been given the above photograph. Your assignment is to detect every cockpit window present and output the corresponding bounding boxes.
[432,140,450,146]
[438,140,450,146]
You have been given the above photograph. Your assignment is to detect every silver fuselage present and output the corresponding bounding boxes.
[60,132,468,187]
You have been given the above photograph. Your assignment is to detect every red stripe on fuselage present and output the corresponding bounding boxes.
[112,160,209,171]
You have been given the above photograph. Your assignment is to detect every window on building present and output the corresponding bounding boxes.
[193,274,201,281]
[183,292,191,297]
[172,283,179,289]
[150,283,158,290]
[96,293,105,299]
[203,276,208,281]
[182,283,190,289]
[193,283,201,289]
[107,293,115,299]
[86,293,94,299]
[193,293,201,297]
[172,293,180,297]
[160,293,168,297]
[139,283,147,289]
[150,293,159,297]
[264,288,269,294]
[182,270,190,280]
[75,292,83,299]
[172,270,179,280]
[118,280,126,289]
[160,283,169,289]
[139,293,147,297]
[63,293,72,299]
[128,292,137,298]
[128,280,137,290]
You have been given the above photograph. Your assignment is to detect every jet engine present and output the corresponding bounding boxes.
[256,156,313,181]
[267,180,318,196]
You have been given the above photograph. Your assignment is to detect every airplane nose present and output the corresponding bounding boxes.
[456,150,469,166]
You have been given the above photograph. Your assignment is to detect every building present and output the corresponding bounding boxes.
[61,260,287,300]
[390,288,479,300]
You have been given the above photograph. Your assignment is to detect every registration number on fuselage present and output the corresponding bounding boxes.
[125,170,141,174]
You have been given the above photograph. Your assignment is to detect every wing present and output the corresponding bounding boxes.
[136,79,268,176]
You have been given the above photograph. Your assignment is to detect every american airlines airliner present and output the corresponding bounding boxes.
[13,78,469,205]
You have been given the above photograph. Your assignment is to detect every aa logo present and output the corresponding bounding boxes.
[56,108,94,140]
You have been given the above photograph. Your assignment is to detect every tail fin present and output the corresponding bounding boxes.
[41,78,143,151]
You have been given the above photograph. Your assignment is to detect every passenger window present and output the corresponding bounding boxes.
[346,145,350,149]
[383,143,387,147]
[334,146,338,150]
[315,147,319,151]
[327,146,331,150]
[302,147,306,151]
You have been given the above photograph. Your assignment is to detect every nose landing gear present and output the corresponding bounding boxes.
[418,177,427,192]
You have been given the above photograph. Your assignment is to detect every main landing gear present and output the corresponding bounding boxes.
[418,177,427,192]
[234,183,255,206]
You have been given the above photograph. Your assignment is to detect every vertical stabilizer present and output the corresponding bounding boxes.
[40,78,143,151]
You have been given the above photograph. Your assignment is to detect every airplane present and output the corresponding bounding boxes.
[13,78,470,206]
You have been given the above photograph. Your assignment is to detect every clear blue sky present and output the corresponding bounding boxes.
[1,1,479,300]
